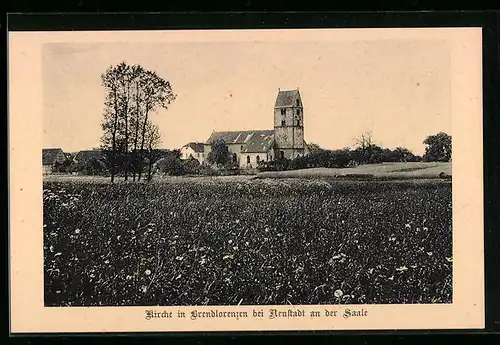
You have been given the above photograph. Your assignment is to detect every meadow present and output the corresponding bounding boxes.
[43,176,453,306]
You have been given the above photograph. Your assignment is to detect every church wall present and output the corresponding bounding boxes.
[239,150,272,169]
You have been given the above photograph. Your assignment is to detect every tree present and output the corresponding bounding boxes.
[100,62,176,183]
[353,131,377,164]
[100,63,126,183]
[136,70,177,181]
[307,143,323,154]
[423,132,452,162]
[84,157,108,175]
[207,139,230,167]
[144,122,162,181]
[155,150,184,176]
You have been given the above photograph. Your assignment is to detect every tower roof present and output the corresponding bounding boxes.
[274,89,301,108]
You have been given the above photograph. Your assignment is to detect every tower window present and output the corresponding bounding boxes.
[256,155,260,163]
[297,109,301,116]
[232,153,237,163]
[297,119,301,126]
[281,108,286,115]
[280,151,285,160]
[247,155,251,164]
[281,119,286,126]
[240,145,243,150]
[296,99,300,106]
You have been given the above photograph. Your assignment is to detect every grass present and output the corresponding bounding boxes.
[43,176,452,306]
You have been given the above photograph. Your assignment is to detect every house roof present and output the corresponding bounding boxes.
[42,148,64,165]
[241,132,275,153]
[274,89,301,108]
[183,142,205,153]
[74,149,103,162]
[205,130,275,145]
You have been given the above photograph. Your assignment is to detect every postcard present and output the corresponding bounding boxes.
[8,27,483,333]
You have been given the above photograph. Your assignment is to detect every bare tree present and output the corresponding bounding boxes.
[354,131,374,150]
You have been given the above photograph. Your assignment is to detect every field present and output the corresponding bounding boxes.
[256,162,452,179]
[43,175,453,306]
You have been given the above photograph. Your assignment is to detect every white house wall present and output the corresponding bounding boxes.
[180,147,205,164]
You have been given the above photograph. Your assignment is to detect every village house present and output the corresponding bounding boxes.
[204,88,309,169]
[73,149,104,165]
[42,148,66,175]
[180,142,205,164]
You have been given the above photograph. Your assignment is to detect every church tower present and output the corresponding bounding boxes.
[273,88,304,160]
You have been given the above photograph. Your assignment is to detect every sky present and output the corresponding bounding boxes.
[42,35,451,156]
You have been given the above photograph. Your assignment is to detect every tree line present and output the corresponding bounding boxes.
[258,131,451,172]
[99,62,177,182]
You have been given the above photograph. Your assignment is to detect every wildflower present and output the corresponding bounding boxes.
[334,289,343,298]
[75,229,81,234]
[145,269,151,276]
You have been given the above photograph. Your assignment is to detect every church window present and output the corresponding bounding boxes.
[232,153,237,163]
[256,155,260,163]
[280,151,285,160]
[297,109,301,116]
[281,108,286,115]
[240,145,243,150]
[281,119,286,126]
[247,155,251,164]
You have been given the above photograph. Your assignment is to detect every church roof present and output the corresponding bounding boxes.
[274,89,301,108]
[241,132,275,153]
[205,130,274,145]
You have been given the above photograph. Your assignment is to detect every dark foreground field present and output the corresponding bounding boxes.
[43,177,452,306]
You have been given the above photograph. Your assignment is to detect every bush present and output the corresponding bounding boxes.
[156,156,185,176]
[181,158,201,175]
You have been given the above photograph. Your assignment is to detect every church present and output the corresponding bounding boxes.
[204,88,309,168]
